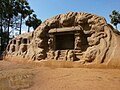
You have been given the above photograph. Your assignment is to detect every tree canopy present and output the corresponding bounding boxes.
[0,0,42,55]
[25,14,42,32]
[109,10,120,30]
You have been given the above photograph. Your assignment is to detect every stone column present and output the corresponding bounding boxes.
[48,34,55,51]
[74,33,82,51]
[16,39,21,52]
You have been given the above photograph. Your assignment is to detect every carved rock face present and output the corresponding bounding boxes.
[9,44,16,53]
[5,12,120,67]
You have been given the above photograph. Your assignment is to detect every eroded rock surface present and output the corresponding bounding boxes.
[5,12,120,67]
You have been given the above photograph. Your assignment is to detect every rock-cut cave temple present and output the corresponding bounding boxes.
[4,12,120,67]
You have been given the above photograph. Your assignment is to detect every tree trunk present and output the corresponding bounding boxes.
[27,15,31,32]
[19,15,22,34]
[28,26,30,32]
[0,12,3,55]
[7,17,10,45]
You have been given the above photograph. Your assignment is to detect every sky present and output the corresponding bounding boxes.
[26,0,120,31]
[28,0,120,22]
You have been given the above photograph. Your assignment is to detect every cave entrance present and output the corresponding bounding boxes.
[55,34,74,50]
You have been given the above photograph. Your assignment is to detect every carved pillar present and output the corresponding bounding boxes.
[47,34,55,59]
[74,33,82,51]
[16,39,21,52]
[48,34,55,51]
[27,39,30,44]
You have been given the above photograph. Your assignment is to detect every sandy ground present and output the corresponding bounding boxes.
[0,60,120,90]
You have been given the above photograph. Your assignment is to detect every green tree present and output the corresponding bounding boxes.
[0,0,42,55]
[25,14,42,31]
[15,0,34,34]
[0,0,9,52]
[109,10,120,29]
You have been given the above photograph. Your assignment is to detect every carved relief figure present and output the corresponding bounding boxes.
[75,36,81,50]
[60,12,76,27]
[54,50,60,60]
[24,39,36,60]
[33,37,46,60]
[81,47,100,64]
[18,44,27,57]
[67,50,75,61]
[64,50,69,60]
[35,38,44,48]
[17,38,28,57]
[48,38,53,50]
[88,32,107,46]
[47,50,55,59]
[8,40,16,55]
[81,31,107,64]
[35,48,46,60]
[39,40,44,48]
[9,43,16,54]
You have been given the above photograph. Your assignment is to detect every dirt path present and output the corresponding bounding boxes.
[0,61,120,90]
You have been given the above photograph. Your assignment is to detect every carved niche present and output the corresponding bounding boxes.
[47,26,88,61]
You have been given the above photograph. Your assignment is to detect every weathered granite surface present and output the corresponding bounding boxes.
[4,12,120,67]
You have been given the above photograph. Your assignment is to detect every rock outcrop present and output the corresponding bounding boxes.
[4,12,120,67]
